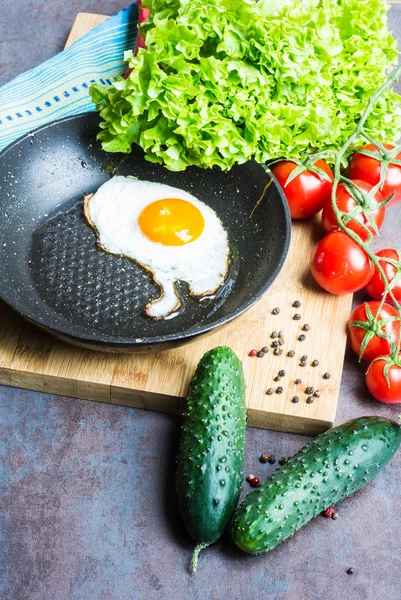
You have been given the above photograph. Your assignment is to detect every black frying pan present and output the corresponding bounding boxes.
[0,113,290,351]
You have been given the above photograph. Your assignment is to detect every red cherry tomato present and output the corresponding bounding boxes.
[349,143,401,207]
[365,249,401,304]
[322,180,385,241]
[311,231,374,295]
[366,357,401,404]
[348,301,400,362]
[272,159,333,219]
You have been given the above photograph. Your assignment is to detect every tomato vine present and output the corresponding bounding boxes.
[330,64,401,379]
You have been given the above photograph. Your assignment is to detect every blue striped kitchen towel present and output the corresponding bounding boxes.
[0,4,138,153]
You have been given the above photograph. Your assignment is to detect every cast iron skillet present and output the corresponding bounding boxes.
[0,113,290,351]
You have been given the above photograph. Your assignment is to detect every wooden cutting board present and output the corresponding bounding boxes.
[0,13,354,435]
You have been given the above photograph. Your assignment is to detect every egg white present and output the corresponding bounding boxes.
[84,176,229,319]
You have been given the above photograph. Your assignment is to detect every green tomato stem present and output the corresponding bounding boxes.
[360,131,388,154]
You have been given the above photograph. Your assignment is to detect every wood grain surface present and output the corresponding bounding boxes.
[0,12,357,435]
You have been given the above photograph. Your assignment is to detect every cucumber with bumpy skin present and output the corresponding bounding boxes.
[176,346,246,571]
[231,416,401,555]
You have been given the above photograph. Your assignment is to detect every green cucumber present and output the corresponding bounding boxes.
[176,346,247,571]
[231,416,401,555]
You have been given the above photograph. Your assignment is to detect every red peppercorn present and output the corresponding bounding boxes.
[248,349,258,357]
[323,507,335,518]
[250,477,260,488]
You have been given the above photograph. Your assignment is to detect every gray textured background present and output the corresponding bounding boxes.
[1,2,401,599]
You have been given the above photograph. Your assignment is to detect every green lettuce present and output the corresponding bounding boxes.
[90,0,401,171]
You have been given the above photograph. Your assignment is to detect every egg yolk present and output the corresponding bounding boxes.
[138,198,205,246]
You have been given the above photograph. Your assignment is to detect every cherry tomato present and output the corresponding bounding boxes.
[365,248,401,304]
[322,180,385,241]
[349,143,401,207]
[272,159,334,219]
[348,301,400,362]
[311,231,374,295]
[366,357,401,404]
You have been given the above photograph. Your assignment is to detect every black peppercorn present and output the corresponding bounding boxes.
[292,300,301,308]
[276,386,283,394]
[293,313,301,320]
[300,361,307,367]
[346,568,354,575]
[312,360,319,367]
[271,340,280,348]
[295,378,302,384]
[323,372,331,379]
[266,388,274,395]
[272,307,280,315]
[268,455,276,464]
[278,331,284,338]
[302,324,310,331]
[278,457,287,465]
[278,338,285,346]
[278,369,286,377]
[305,386,314,394]
[262,346,269,353]
[306,396,314,404]
[257,350,265,357]
[298,334,306,341]
[314,390,321,398]
[301,355,308,362]
[287,350,295,357]
[292,396,299,403]
[274,376,281,382]
[271,331,278,338]
[274,348,282,356]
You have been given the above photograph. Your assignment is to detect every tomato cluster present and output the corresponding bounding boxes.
[348,301,401,404]
[272,144,401,403]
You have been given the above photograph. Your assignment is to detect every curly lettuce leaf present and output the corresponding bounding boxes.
[90,0,401,171]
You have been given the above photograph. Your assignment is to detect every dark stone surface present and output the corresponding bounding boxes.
[1,2,401,599]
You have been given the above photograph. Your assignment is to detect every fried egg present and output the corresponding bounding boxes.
[84,176,229,319]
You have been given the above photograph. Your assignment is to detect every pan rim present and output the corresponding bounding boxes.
[0,112,291,349]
